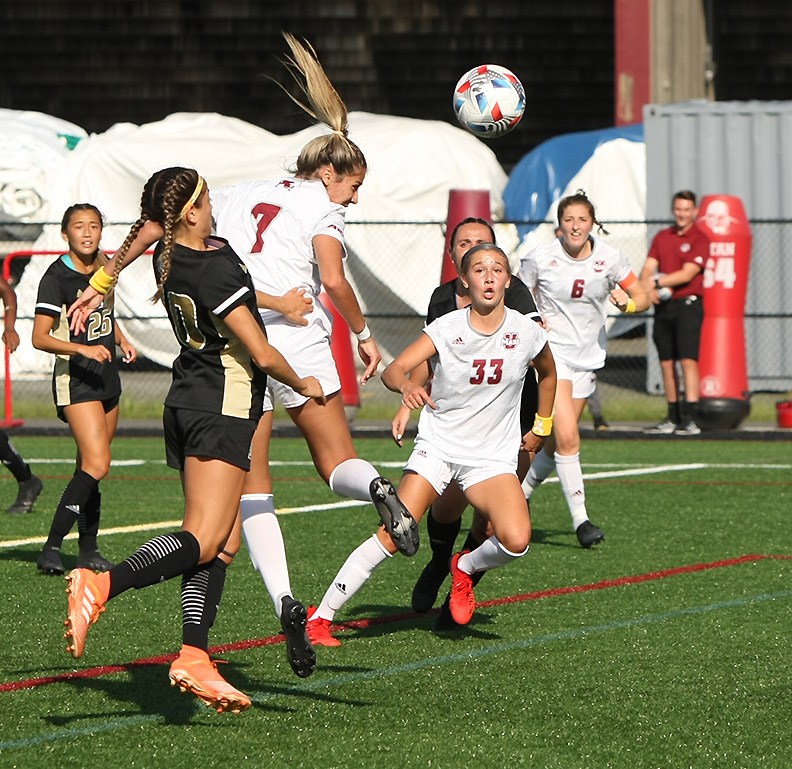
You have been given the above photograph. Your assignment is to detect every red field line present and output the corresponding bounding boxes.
[3,553,789,693]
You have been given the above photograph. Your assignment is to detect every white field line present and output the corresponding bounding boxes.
[2,461,789,550]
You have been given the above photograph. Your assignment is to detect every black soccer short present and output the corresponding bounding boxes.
[57,394,120,424]
[652,295,704,361]
[163,406,258,471]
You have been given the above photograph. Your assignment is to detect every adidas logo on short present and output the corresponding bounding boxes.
[66,504,81,514]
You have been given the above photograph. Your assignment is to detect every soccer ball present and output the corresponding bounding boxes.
[453,64,525,139]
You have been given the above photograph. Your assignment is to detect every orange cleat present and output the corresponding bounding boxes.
[169,646,251,714]
[64,568,109,658]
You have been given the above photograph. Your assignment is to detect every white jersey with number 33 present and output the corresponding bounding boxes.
[419,306,548,466]
[210,177,346,318]
[519,236,632,371]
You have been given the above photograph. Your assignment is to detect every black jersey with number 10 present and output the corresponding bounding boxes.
[159,238,268,421]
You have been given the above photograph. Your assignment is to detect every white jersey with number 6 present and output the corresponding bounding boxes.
[418,306,548,467]
[519,236,632,372]
[210,177,346,325]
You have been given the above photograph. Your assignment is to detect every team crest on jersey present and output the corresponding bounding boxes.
[502,331,519,349]
[680,243,691,252]
[329,223,343,235]
[594,260,606,272]
[278,179,295,189]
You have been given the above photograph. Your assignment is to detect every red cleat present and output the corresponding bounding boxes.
[448,551,475,625]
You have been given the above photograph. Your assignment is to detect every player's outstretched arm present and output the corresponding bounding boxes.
[68,221,164,333]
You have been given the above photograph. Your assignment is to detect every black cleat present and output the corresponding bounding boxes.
[76,551,115,572]
[370,477,419,557]
[37,546,65,575]
[280,596,316,678]
[6,475,43,515]
[411,559,449,613]
[576,520,605,549]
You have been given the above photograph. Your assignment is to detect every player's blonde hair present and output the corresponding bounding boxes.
[278,33,367,179]
[111,167,204,303]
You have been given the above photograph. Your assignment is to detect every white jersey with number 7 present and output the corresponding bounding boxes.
[210,177,347,313]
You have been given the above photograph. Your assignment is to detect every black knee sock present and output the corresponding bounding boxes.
[0,431,31,483]
[44,471,99,550]
[683,400,698,423]
[108,531,201,599]
[77,487,101,555]
[427,507,462,566]
[181,557,228,651]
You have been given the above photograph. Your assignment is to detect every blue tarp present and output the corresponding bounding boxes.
[503,123,644,238]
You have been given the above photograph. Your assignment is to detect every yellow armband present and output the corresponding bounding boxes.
[531,414,553,437]
[88,266,114,295]
[623,297,637,314]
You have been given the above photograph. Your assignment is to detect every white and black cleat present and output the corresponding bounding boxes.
[280,595,316,678]
[370,477,419,557]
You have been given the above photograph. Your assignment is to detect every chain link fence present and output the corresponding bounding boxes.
[2,219,790,423]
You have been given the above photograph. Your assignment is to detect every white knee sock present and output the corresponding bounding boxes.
[458,535,528,574]
[328,458,381,501]
[522,447,556,498]
[240,494,292,617]
[314,534,391,621]
[554,452,588,529]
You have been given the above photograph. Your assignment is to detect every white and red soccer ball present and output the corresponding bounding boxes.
[453,64,525,139]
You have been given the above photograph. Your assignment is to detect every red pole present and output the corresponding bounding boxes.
[319,292,360,409]
[0,252,57,428]
[441,190,493,284]
[614,0,651,126]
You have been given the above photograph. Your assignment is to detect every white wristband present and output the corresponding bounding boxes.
[356,323,372,342]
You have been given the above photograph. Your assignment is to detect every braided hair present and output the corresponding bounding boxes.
[111,167,203,303]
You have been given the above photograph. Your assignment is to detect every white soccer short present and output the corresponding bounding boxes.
[261,311,342,411]
[404,438,517,495]
[554,359,598,400]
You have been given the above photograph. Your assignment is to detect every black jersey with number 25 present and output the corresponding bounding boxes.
[159,238,268,421]
[34,256,121,408]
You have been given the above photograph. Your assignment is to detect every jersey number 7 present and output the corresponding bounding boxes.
[250,203,282,254]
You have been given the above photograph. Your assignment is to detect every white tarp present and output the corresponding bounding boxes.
[0,108,87,226]
[6,110,508,375]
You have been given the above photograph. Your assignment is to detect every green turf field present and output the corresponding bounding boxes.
[0,436,790,768]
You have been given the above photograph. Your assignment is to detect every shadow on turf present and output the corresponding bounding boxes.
[530,526,584,548]
[0,546,105,573]
[45,657,371,720]
[342,603,502,641]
